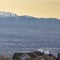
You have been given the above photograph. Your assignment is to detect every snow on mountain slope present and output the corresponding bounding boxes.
[0,11,17,17]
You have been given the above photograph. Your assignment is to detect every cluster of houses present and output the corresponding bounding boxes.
[0,51,60,60]
[12,51,60,60]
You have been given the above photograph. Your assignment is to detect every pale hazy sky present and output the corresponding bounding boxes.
[0,0,60,18]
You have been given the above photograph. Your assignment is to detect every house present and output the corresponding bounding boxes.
[12,51,44,60]
[33,54,56,60]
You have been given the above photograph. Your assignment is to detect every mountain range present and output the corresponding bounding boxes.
[0,11,60,55]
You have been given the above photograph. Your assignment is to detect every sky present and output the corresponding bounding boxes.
[0,0,60,18]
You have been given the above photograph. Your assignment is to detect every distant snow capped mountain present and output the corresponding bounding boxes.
[0,11,60,21]
[0,11,17,17]
[0,11,60,55]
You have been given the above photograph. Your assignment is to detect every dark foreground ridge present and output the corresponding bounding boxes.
[0,51,60,60]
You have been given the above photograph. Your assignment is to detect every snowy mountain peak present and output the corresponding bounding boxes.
[0,11,17,17]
